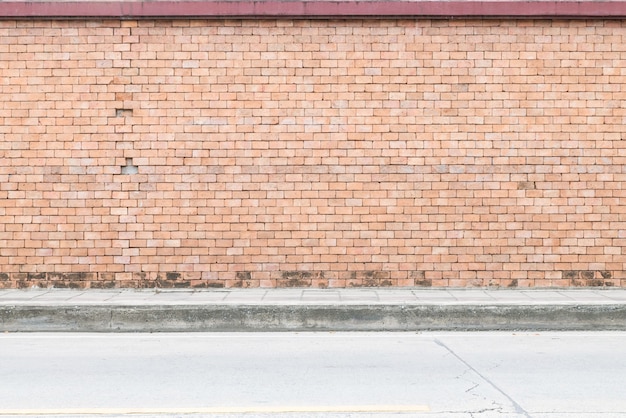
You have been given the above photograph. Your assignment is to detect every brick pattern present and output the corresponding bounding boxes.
[1,19,626,288]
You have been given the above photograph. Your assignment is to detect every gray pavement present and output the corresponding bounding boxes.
[1,287,626,332]
[3,332,626,417]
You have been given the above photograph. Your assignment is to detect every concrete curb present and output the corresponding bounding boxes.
[3,304,626,332]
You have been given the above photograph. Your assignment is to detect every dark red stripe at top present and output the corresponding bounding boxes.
[1,0,626,19]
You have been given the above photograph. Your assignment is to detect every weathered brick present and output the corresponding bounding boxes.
[0,19,625,288]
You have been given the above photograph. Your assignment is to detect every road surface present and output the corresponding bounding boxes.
[1,332,625,417]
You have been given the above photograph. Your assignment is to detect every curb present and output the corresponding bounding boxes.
[3,304,626,332]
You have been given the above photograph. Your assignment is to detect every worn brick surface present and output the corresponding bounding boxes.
[1,19,626,288]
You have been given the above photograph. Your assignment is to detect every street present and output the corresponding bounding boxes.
[1,332,625,417]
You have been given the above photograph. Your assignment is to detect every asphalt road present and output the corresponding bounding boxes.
[0,332,625,417]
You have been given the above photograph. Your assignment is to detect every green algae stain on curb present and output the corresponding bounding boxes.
[2,304,626,333]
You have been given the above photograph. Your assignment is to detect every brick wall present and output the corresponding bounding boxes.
[1,18,626,288]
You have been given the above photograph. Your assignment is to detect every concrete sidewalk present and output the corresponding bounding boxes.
[1,288,626,332]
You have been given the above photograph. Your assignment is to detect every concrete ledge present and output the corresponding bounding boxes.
[2,0,626,19]
[3,304,626,332]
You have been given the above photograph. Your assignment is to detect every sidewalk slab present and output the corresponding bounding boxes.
[1,288,625,332]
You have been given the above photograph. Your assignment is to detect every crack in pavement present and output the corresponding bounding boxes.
[465,382,480,393]
[435,338,532,418]
[469,406,504,417]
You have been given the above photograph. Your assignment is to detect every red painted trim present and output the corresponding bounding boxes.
[1,1,626,19]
